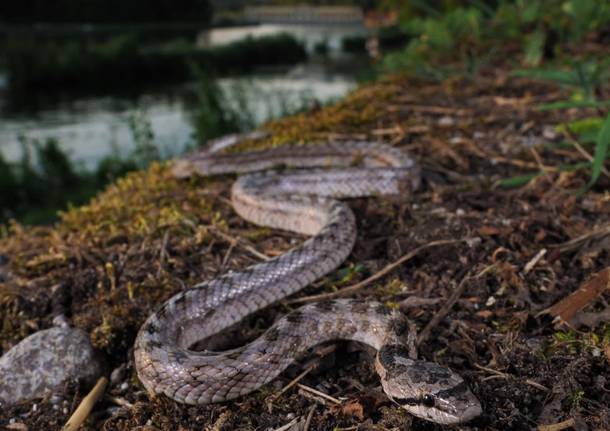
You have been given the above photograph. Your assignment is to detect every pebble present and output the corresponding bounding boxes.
[438,116,455,127]
[0,326,103,406]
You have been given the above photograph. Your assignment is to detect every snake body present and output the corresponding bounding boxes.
[134,141,482,425]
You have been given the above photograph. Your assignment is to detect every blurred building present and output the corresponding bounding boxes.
[242,5,363,25]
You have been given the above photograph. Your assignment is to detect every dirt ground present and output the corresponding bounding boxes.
[0,67,609,431]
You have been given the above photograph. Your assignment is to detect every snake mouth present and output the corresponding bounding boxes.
[461,403,484,422]
[405,403,482,425]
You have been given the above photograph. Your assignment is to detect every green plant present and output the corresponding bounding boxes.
[513,61,610,107]
[382,0,610,74]
[127,111,161,168]
[587,113,610,190]
[341,34,367,53]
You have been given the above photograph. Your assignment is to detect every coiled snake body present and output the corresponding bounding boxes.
[134,141,482,425]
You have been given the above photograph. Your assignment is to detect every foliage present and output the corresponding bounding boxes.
[510,60,610,190]
[513,61,610,105]
[0,0,212,23]
[382,0,610,74]
[588,113,610,190]
[2,33,307,99]
[189,69,318,145]
[341,34,367,53]
[190,71,246,144]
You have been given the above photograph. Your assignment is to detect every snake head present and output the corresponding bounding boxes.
[375,344,482,425]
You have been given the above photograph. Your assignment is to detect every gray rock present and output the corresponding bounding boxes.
[0,327,103,406]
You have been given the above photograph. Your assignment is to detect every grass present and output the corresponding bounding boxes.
[382,0,610,76]
[508,61,610,190]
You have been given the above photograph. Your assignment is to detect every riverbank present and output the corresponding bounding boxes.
[1,60,609,428]
[0,23,370,224]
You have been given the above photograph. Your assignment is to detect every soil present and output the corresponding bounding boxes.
[0,66,609,431]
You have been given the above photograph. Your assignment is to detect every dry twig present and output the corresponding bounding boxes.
[273,417,299,431]
[297,383,341,405]
[269,366,313,403]
[303,405,316,431]
[63,377,108,431]
[290,238,475,305]
[417,271,472,345]
[474,364,548,391]
[537,418,576,431]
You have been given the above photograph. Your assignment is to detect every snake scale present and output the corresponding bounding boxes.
[134,140,482,425]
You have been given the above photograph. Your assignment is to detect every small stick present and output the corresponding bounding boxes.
[220,242,236,269]
[550,224,610,252]
[209,410,232,431]
[475,364,549,391]
[296,383,341,405]
[273,417,299,431]
[156,230,170,278]
[290,238,473,305]
[529,147,550,175]
[417,271,471,346]
[63,377,108,431]
[537,418,576,431]
[523,249,547,275]
[106,395,134,409]
[303,405,316,431]
[211,228,271,261]
[271,367,313,402]
[565,130,610,178]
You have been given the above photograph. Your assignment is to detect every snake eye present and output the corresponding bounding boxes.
[421,394,435,407]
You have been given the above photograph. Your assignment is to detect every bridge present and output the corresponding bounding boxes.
[242,5,363,25]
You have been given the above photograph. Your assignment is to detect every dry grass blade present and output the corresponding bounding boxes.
[537,418,576,431]
[296,384,341,405]
[272,417,299,431]
[303,405,316,431]
[290,238,475,305]
[268,366,313,404]
[62,377,108,431]
[550,224,610,252]
[417,271,471,345]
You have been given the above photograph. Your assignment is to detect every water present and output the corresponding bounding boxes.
[0,24,369,169]
[197,23,367,52]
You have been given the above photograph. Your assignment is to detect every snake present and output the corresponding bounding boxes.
[134,140,482,425]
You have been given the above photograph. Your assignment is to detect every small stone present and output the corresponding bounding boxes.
[0,327,104,406]
[438,116,455,127]
[49,394,63,405]
[542,126,558,141]
[110,364,126,386]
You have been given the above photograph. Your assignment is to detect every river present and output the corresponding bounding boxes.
[0,24,369,169]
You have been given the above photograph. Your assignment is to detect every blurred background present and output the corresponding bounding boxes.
[0,0,608,224]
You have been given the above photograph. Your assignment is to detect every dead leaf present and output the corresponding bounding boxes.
[337,399,364,420]
[545,268,610,325]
